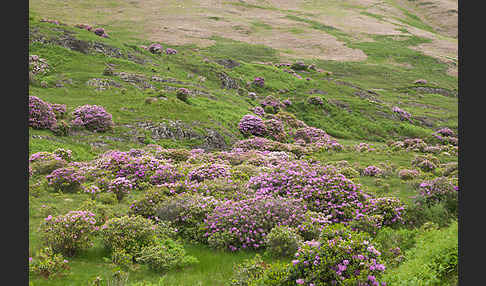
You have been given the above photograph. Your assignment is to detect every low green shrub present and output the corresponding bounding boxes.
[29,247,70,279]
[264,226,303,258]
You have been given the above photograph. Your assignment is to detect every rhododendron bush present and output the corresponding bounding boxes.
[71,105,114,132]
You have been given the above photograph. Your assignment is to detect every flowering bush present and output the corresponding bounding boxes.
[29,55,50,75]
[355,143,376,152]
[247,161,371,223]
[392,106,412,122]
[165,48,178,55]
[238,114,267,136]
[398,169,420,180]
[53,148,73,162]
[93,27,108,37]
[260,96,283,113]
[101,215,158,257]
[51,103,67,119]
[363,166,383,177]
[75,23,93,31]
[253,77,265,87]
[287,225,386,286]
[204,195,308,251]
[251,106,265,117]
[29,96,57,129]
[416,177,458,214]
[148,43,163,54]
[363,197,406,227]
[264,119,285,141]
[412,154,439,172]
[282,99,292,107]
[292,127,330,144]
[46,167,85,193]
[187,163,230,182]
[136,238,198,273]
[431,127,458,146]
[108,176,134,202]
[349,214,384,236]
[264,226,303,258]
[29,247,69,278]
[71,105,114,132]
[83,185,102,200]
[156,193,220,241]
[295,211,331,241]
[40,211,97,256]
[149,163,183,185]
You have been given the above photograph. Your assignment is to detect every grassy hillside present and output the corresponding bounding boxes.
[28,1,458,285]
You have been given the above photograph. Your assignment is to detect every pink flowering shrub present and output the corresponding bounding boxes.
[75,23,93,31]
[292,127,330,144]
[53,148,73,162]
[287,225,386,286]
[29,55,50,75]
[398,169,420,180]
[108,176,134,202]
[349,214,384,236]
[93,27,108,37]
[83,185,102,200]
[363,197,406,227]
[176,87,190,102]
[156,193,221,241]
[392,106,412,122]
[165,48,177,55]
[431,127,458,146]
[238,114,267,136]
[29,96,57,129]
[29,247,70,278]
[46,167,85,193]
[50,103,67,119]
[40,211,97,256]
[363,166,383,177]
[264,119,286,141]
[412,154,439,172]
[188,163,230,182]
[260,95,283,113]
[203,195,308,251]
[247,161,371,223]
[149,163,183,185]
[416,177,458,214]
[251,106,265,117]
[253,77,265,87]
[71,105,114,132]
[282,99,292,107]
[29,152,67,175]
[355,143,376,152]
[148,43,163,54]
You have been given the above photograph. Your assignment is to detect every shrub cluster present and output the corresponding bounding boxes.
[29,96,57,129]
[71,104,114,132]
[238,114,267,136]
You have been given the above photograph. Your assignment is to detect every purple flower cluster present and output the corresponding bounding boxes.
[29,96,57,130]
[93,27,109,38]
[70,104,114,132]
[398,169,420,180]
[251,106,265,117]
[40,210,97,256]
[355,143,375,152]
[363,197,406,226]
[288,226,386,285]
[282,99,292,107]
[165,48,178,55]
[260,95,283,110]
[188,163,230,182]
[264,119,285,141]
[108,176,134,201]
[293,127,330,144]
[40,18,60,25]
[150,163,183,185]
[50,103,67,118]
[238,114,267,136]
[363,166,383,177]
[29,55,50,75]
[203,195,308,251]
[247,160,371,223]
[253,77,265,87]
[46,167,85,193]
[29,152,62,164]
[432,127,458,146]
[148,43,163,54]
[392,106,412,122]
[417,177,458,207]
